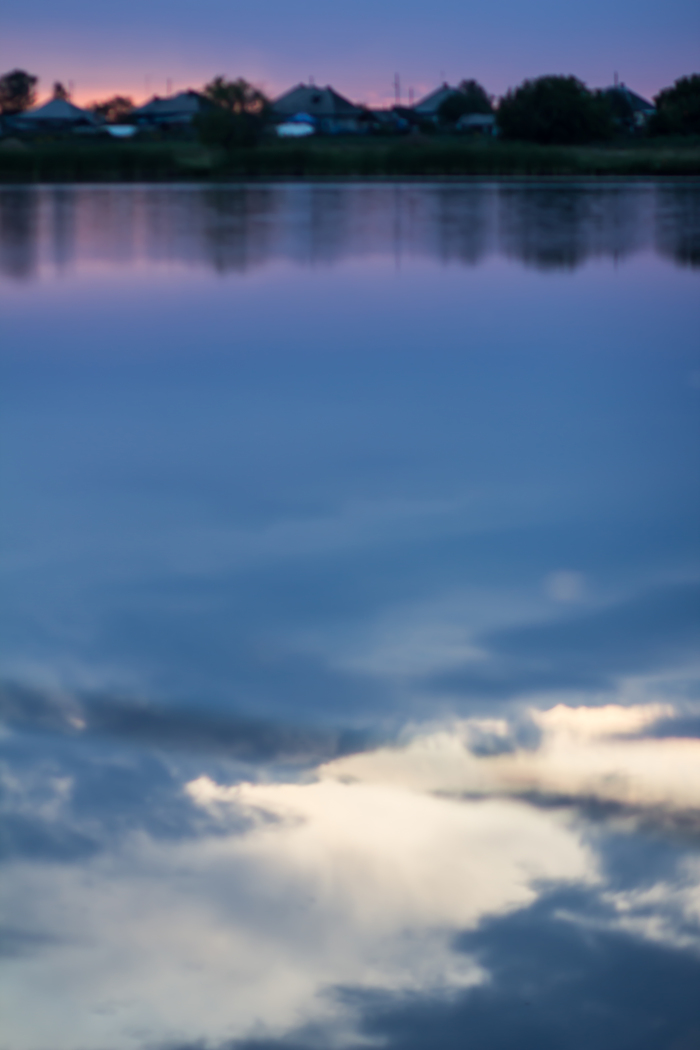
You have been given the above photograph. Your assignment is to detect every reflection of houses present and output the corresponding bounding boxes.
[4,182,689,277]
[602,83,655,129]
[10,98,100,132]
[131,91,210,128]
[272,84,363,134]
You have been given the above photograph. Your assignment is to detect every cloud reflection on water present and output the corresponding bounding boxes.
[2,703,700,1049]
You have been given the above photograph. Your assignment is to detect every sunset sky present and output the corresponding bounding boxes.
[2,0,698,108]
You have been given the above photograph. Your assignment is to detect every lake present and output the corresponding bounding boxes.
[1,180,699,1050]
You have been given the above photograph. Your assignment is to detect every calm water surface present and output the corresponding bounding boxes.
[1,181,699,1049]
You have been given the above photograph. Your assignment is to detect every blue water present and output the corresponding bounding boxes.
[1,181,699,1050]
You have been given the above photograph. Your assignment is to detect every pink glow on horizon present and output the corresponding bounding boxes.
[63,79,427,110]
[51,70,664,112]
[62,80,439,111]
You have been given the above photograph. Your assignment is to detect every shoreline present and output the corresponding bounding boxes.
[1,139,700,182]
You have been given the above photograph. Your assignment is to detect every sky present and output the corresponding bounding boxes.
[2,0,699,107]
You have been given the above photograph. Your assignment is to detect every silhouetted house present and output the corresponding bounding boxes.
[10,97,100,132]
[413,83,460,120]
[365,109,411,134]
[131,91,210,128]
[456,112,497,136]
[272,84,363,134]
[603,83,655,129]
[391,106,424,129]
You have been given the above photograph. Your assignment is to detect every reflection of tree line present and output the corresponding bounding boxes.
[1,184,698,281]
[0,189,37,279]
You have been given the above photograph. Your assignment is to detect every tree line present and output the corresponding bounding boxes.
[1,68,699,143]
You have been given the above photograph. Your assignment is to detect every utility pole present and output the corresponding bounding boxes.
[394,73,400,106]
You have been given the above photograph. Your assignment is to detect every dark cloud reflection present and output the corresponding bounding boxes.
[348,893,700,1050]
[0,681,372,764]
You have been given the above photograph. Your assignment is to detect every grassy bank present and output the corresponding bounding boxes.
[1,137,700,181]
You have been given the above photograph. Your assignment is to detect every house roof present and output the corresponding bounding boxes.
[272,84,362,117]
[604,84,655,113]
[21,98,98,123]
[132,91,207,118]
[413,83,459,115]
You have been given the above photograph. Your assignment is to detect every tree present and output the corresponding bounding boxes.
[196,76,270,147]
[52,82,70,101]
[202,76,268,116]
[89,96,134,123]
[651,74,700,136]
[0,69,38,114]
[497,75,613,144]
[438,79,493,124]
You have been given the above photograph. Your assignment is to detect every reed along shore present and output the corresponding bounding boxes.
[1,136,699,182]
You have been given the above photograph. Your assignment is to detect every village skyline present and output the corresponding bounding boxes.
[3,67,678,114]
[2,60,689,117]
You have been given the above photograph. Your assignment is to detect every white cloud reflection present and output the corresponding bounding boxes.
[3,703,700,1050]
[601,857,700,952]
[323,702,700,812]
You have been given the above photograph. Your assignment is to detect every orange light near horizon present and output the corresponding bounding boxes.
[37,70,663,113]
[63,77,439,111]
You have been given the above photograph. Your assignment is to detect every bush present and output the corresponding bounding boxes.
[193,109,263,148]
[497,75,613,144]
[651,75,700,136]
